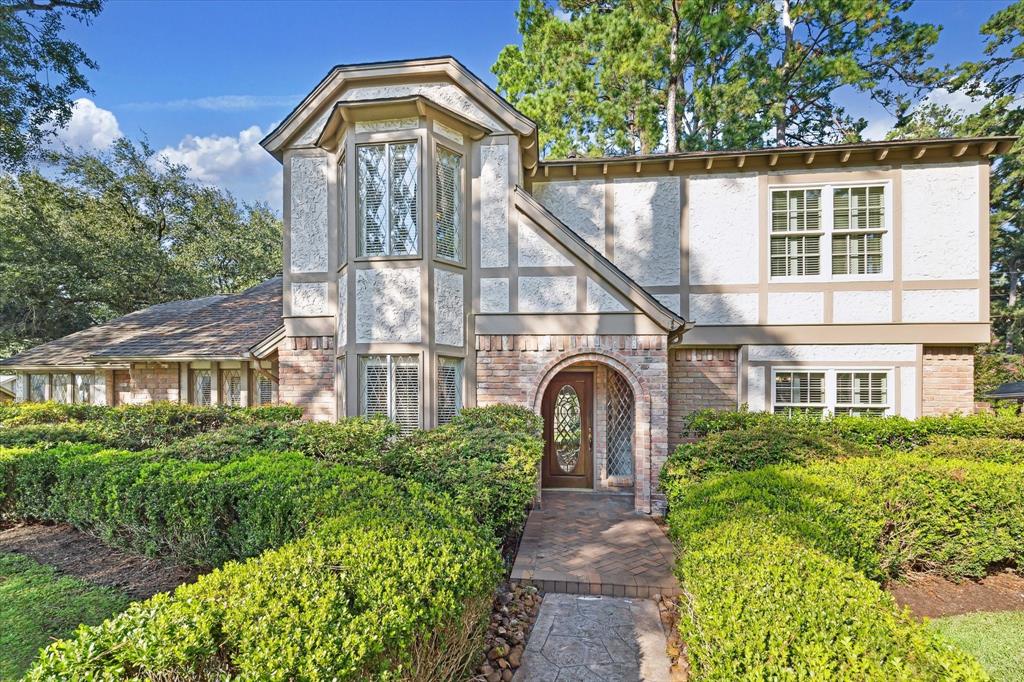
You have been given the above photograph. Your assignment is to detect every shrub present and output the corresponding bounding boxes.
[25,476,501,680]
[662,420,873,487]
[683,407,1024,450]
[0,402,106,426]
[664,454,1024,679]
[290,416,400,467]
[154,422,296,461]
[451,405,543,439]
[911,436,1024,465]
[675,520,986,680]
[0,423,112,448]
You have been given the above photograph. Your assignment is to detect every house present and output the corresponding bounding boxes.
[3,57,1013,512]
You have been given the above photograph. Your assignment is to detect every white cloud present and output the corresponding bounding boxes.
[52,98,123,151]
[918,87,988,117]
[157,125,281,209]
[124,94,299,112]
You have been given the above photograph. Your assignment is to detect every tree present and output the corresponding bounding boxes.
[0,0,102,170]
[0,139,282,357]
[493,0,940,156]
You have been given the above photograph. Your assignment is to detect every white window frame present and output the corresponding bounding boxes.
[359,354,422,433]
[770,367,894,416]
[190,369,212,407]
[768,181,893,283]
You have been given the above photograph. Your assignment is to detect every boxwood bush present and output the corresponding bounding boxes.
[683,407,1024,449]
[665,453,1024,679]
[24,470,501,680]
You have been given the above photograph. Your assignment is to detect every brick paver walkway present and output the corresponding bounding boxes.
[511,491,679,598]
[512,593,671,682]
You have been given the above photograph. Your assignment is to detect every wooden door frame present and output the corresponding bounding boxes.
[540,370,594,489]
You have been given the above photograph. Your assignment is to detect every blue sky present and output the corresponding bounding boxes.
[54,0,1012,210]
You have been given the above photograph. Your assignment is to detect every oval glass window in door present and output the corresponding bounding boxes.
[554,384,582,473]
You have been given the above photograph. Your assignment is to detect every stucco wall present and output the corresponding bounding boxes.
[435,268,464,347]
[612,177,680,287]
[480,277,509,313]
[902,288,980,323]
[355,267,421,343]
[289,155,329,273]
[902,163,980,281]
[518,218,572,267]
[832,290,892,324]
[291,282,329,317]
[519,276,576,313]
[766,291,825,325]
[689,293,759,325]
[586,277,627,312]
[532,179,606,254]
[688,174,759,285]
[480,145,509,268]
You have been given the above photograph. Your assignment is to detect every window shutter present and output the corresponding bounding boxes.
[435,147,462,261]
[389,142,419,255]
[392,356,420,434]
[360,356,389,417]
[358,144,388,256]
[437,357,462,425]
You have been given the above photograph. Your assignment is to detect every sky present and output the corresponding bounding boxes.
[52,0,1012,211]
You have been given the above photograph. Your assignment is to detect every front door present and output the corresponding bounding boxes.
[541,372,593,488]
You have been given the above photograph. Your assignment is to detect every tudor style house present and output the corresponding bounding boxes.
[3,57,1013,512]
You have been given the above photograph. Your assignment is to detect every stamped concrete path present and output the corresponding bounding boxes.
[512,594,671,682]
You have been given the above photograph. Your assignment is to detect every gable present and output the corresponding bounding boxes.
[477,188,686,334]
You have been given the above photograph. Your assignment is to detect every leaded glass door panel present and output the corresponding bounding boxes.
[541,372,593,489]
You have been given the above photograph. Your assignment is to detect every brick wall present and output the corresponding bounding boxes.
[668,347,738,451]
[124,363,181,404]
[922,345,975,416]
[279,336,335,421]
[475,334,668,514]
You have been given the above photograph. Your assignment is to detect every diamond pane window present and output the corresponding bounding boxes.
[51,374,72,404]
[29,374,46,402]
[389,143,419,255]
[357,144,388,256]
[221,369,242,407]
[773,371,826,416]
[338,154,347,262]
[191,370,212,406]
[253,371,275,406]
[437,357,462,425]
[360,355,420,435]
[606,371,634,479]
[435,147,462,262]
[835,372,888,416]
[75,374,93,404]
[553,385,582,474]
[357,142,419,257]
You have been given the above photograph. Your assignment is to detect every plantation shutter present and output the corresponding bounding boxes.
[434,147,462,261]
[836,372,888,416]
[360,356,389,418]
[770,189,822,277]
[253,372,274,406]
[437,357,462,425]
[392,356,420,434]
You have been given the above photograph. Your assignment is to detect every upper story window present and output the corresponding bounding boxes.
[357,142,419,257]
[770,184,888,280]
[435,146,463,263]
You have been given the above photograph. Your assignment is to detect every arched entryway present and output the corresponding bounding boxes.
[533,353,652,513]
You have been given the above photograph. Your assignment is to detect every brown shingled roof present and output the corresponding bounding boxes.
[0,278,282,368]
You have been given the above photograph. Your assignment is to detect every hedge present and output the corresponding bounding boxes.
[24,471,500,680]
[910,436,1024,466]
[665,453,1024,679]
[683,408,1024,449]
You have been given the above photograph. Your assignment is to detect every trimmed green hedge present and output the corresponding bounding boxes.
[24,469,500,680]
[0,422,112,448]
[683,408,1024,450]
[911,436,1024,466]
[665,453,1024,679]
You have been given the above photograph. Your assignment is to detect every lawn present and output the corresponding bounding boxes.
[0,553,130,680]
[930,611,1024,682]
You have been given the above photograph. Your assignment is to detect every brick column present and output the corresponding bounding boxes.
[667,348,738,451]
[922,345,975,415]
[279,336,335,421]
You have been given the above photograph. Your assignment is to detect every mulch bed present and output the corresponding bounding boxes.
[0,523,200,601]
[887,570,1024,619]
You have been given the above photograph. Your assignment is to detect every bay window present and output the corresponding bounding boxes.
[359,354,420,434]
[357,142,419,257]
[434,146,463,262]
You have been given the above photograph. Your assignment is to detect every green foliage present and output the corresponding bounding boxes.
[665,451,1024,679]
[929,611,1024,682]
[153,421,295,461]
[0,552,129,680]
[682,408,1024,449]
[0,422,111,447]
[494,0,940,155]
[0,0,101,171]
[0,139,282,357]
[911,436,1024,465]
[663,420,871,487]
[24,479,500,680]
[451,404,544,439]
[674,521,986,680]
[290,416,399,467]
[974,347,1024,400]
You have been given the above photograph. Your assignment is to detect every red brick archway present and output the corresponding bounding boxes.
[532,351,654,514]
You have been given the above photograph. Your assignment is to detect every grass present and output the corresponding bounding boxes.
[0,553,130,680]
[929,611,1024,682]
